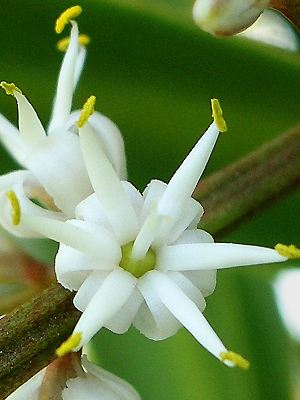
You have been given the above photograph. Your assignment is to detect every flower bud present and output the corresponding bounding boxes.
[193,0,270,36]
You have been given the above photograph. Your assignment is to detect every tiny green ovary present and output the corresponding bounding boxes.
[120,242,156,278]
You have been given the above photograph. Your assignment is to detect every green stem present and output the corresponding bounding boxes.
[1,124,300,398]
[195,124,300,236]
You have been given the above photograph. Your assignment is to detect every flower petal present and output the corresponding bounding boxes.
[14,91,46,148]
[0,171,65,238]
[79,123,138,244]
[157,243,287,271]
[6,369,45,400]
[72,267,137,349]
[21,216,121,262]
[157,122,219,221]
[0,114,27,165]
[140,270,228,360]
[48,21,79,132]
[25,131,92,217]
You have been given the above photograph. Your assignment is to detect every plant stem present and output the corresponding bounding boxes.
[195,124,300,236]
[1,124,300,397]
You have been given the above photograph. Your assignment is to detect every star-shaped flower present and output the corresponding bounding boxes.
[0,6,126,238]
[12,97,296,368]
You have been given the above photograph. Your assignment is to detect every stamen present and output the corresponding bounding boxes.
[0,81,22,96]
[57,34,90,52]
[220,351,250,370]
[211,98,227,132]
[56,332,82,357]
[77,95,96,128]
[275,244,300,259]
[6,191,21,225]
[55,5,82,34]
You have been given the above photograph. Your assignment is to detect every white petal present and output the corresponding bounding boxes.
[157,122,219,220]
[174,228,214,244]
[105,287,143,334]
[56,244,114,291]
[88,111,128,180]
[0,171,65,238]
[157,243,286,271]
[183,270,217,298]
[22,216,121,262]
[25,131,92,217]
[0,114,27,165]
[73,267,137,348]
[134,275,181,340]
[274,270,300,341]
[167,271,206,312]
[6,369,45,400]
[75,193,112,230]
[73,46,87,91]
[48,21,79,132]
[141,270,228,360]
[81,356,141,400]
[140,179,166,224]
[73,271,110,311]
[14,91,46,148]
[79,124,138,244]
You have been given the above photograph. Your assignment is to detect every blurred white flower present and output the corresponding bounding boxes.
[193,0,270,36]
[274,269,300,341]
[239,9,299,51]
[0,6,126,238]
[7,354,141,400]
[15,98,292,369]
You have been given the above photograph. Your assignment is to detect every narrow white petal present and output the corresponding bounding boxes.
[6,369,45,400]
[14,92,46,148]
[74,271,110,311]
[0,171,65,238]
[183,270,217,298]
[73,46,86,91]
[73,268,137,348]
[131,213,161,260]
[0,114,27,165]
[79,124,138,244]
[82,356,142,400]
[157,243,286,271]
[25,131,92,217]
[48,22,79,132]
[174,228,214,244]
[141,271,228,360]
[157,122,219,220]
[88,111,128,180]
[22,215,121,262]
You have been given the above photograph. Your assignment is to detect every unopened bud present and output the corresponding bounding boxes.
[193,0,270,36]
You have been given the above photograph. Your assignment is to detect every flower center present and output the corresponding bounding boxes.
[120,241,156,278]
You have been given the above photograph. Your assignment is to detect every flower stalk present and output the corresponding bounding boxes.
[0,123,300,398]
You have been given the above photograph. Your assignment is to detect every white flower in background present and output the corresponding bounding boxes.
[12,97,296,369]
[7,354,141,400]
[274,264,300,341]
[193,0,270,36]
[0,6,126,238]
[239,9,299,52]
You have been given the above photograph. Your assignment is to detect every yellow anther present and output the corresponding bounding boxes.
[55,332,82,357]
[6,191,21,226]
[220,351,250,370]
[0,81,22,96]
[275,244,300,259]
[57,34,90,52]
[211,98,227,132]
[55,5,82,34]
[77,95,96,128]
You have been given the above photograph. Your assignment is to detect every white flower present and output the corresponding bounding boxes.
[15,98,294,368]
[6,354,141,400]
[193,0,270,36]
[0,6,126,238]
[274,267,300,341]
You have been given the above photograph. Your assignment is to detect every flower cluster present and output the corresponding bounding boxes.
[1,4,299,399]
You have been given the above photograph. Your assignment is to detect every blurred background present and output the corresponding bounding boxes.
[1,1,300,399]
